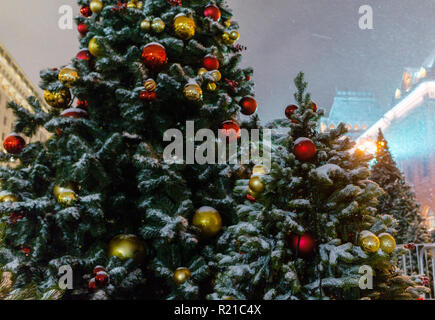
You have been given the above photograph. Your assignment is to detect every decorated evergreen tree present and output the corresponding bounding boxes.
[0,0,257,299]
[210,73,428,300]
[371,129,431,245]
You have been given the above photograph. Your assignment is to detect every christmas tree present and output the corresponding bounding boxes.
[0,0,257,299]
[210,73,428,300]
[371,129,431,245]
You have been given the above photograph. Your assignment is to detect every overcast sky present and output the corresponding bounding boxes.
[1,0,435,122]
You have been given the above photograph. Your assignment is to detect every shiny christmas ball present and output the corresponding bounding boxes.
[77,23,88,36]
[248,187,259,198]
[136,1,144,9]
[193,206,222,238]
[90,0,103,14]
[144,78,157,92]
[224,19,231,28]
[126,1,137,8]
[61,108,88,119]
[76,50,91,61]
[246,194,256,202]
[57,190,78,206]
[140,19,151,31]
[198,68,208,76]
[151,18,165,33]
[93,266,105,274]
[210,70,222,82]
[53,183,76,199]
[139,90,157,101]
[207,82,217,91]
[311,101,318,112]
[88,37,105,57]
[221,120,241,140]
[289,232,316,258]
[95,271,109,285]
[80,6,92,17]
[173,267,191,285]
[222,32,235,45]
[141,42,168,71]
[108,234,146,262]
[88,278,97,290]
[184,83,203,101]
[252,164,267,176]
[285,105,298,119]
[249,176,265,194]
[379,233,396,254]
[174,14,196,40]
[44,89,71,109]
[293,137,317,162]
[239,96,258,115]
[204,4,221,21]
[0,194,19,203]
[58,68,80,88]
[203,55,220,71]
[229,30,240,41]
[3,133,25,154]
[359,231,380,254]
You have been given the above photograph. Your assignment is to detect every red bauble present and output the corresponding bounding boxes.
[22,246,31,256]
[88,278,97,290]
[289,232,316,258]
[204,4,221,21]
[139,91,157,101]
[80,6,92,17]
[77,99,88,108]
[285,105,298,119]
[246,194,256,202]
[3,133,26,154]
[95,271,109,285]
[61,108,88,119]
[221,120,241,140]
[417,297,425,300]
[240,96,258,115]
[77,23,88,36]
[141,43,168,71]
[76,50,91,61]
[93,266,105,274]
[293,137,317,162]
[311,101,318,112]
[203,54,220,71]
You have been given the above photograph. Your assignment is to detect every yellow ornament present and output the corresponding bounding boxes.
[0,194,18,203]
[173,267,191,285]
[126,1,137,8]
[249,176,265,194]
[90,0,103,14]
[210,70,222,82]
[144,78,157,92]
[88,37,105,57]
[140,19,151,31]
[359,231,380,253]
[222,32,230,42]
[198,68,208,76]
[229,30,240,41]
[173,14,196,40]
[57,190,78,206]
[44,89,71,109]
[136,1,144,9]
[58,68,80,88]
[379,233,396,254]
[207,82,217,91]
[224,19,231,28]
[53,183,77,199]
[192,206,222,238]
[184,83,203,101]
[151,18,165,33]
[252,164,267,176]
[108,234,146,262]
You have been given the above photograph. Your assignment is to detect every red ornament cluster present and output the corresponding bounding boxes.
[289,232,316,259]
[9,213,23,224]
[311,101,318,112]
[221,120,241,140]
[285,105,298,119]
[204,4,221,21]
[203,55,220,71]
[404,242,415,250]
[224,78,239,92]
[22,246,31,256]
[239,96,258,116]
[89,266,110,290]
[293,137,317,162]
[139,91,157,102]
[77,99,89,108]
[3,133,26,154]
[80,6,92,17]
[168,0,182,6]
[112,1,127,12]
[141,43,168,71]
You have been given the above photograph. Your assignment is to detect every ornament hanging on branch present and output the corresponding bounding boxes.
[58,67,80,88]
[249,176,265,194]
[207,82,217,92]
[289,232,316,259]
[151,18,165,33]
[88,37,105,57]
[57,190,78,206]
[173,267,191,285]
[76,50,91,61]
[44,89,71,109]
[140,91,157,102]
[90,0,103,14]
[61,108,88,119]
[293,137,317,162]
[0,193,19,203]
[77,23,88,36]
[311,101,318,112]
[359,231,380,253]
[192,206,222,238]
[168,0,182,6]
[221,120,241,140]
[285,105,298,119]
[239,96,258,115]
[80,6,92,17]
[174,14,196,40]
[3,133,26,154]
[108,234,146,262]
[141,43,168,71]
[140,19,151,31]
[378,233,396,254]
[204,4,221,22]
[144,79,157,92]
[184,82,203,101]
[203,55,220,71]
[77,99,88,108]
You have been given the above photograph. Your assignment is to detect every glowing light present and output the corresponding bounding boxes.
[395,88,401,99]
[357,140,377,155]
[420,67,427,79]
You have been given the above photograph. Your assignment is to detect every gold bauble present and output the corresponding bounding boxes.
[224,19,231,28]
[229,30,240,41]
[126,1,137,8]
[210,70,222,82]
[379,233,396,254]
[57,190,78,206]
[58,68,80,88]
[222,32,235,45]
[249,176,265,194]
[88,37,105,57]
[90,0,103,14]
[140,19,151,31]
[43,89,71,109]
[173,267,191,285]
[252,164,267,176]
[184,83,203,101]
[198,68,208,76]
[359,231,380,254]
[144,78,157,92]
[0,194,18,203]
[173,14,196,40]
[108,234,146,262]
[207,82,217,91]
[192,206,222,238]
[53,183,76,199]
[136,1,144,9]
[151,18,165,33]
